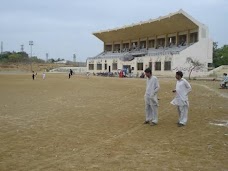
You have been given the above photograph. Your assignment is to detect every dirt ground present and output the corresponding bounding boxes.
[0,73,227,171]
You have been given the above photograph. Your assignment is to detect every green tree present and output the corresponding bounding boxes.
[0,52,11,62]
[0,51,46,64]
[30,56,45,63]
[8,53,22,63]
[213,42,228,67]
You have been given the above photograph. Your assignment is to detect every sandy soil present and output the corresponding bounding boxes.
[0,73,227,171]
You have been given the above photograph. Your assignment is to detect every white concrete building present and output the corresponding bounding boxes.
[87,9,213,77]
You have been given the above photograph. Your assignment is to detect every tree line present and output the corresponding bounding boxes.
[0,51,45,63]
[0,51,65,63]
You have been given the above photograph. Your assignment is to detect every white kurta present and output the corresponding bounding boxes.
[171,78,191,106]
[42,73,46,80]
[144,76,160,123]
[171,78,191,125]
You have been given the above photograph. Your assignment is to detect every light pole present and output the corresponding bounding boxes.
[46,53,49,62]
[29,41,33,71]
[73,54,76,66]
[29,41,33,58]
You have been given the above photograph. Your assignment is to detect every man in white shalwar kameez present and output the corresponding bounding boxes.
[171,71,191,127]
[42,72,46,80]
[144,68,160,126]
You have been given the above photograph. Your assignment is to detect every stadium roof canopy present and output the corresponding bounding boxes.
[93,9,202,43]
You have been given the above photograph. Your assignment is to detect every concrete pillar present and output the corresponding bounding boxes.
[161,59,164,71]
[187,30,190,45]
[176,32,179,46]
[155,36,157,48]
[129,40,132,50]
[112,42,114,52]
[138,38,140,49]
[152,61,155,72]
[120,41,123,52]
[146,37,149,49]
[94,61,97,71]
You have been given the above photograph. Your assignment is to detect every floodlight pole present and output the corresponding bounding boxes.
[29,41,33,71]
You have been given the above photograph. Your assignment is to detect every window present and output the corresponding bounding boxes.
[114,44,120,52]
[132,42,138,49]
[131,67,134,71]
[208,63,213,71]
[97,64,102,70]
[190,32,198,43]
[208,63,213,67]
[112,63,117,70]
[137,63,143,71]
[178,35,187,46]
[123,43,129,49]
[148,40,155,48]
[140,41,146,48]
[105,45,112,51]
[164,61,171,71]
[105,63,107,70]
[155,62,161,71]
[167,37,176,47]
[89,64,94,70]
[149,62,152,69]
[157,38,165,47]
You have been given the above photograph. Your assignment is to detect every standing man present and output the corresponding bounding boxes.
[171,71,192,127]
[144,68,160,126]
[32,71,35,80]
[42,72,46,80]
[70,69,73,76]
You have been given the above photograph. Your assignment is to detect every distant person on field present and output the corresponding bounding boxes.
[32,71,35,80]
[144,68,160,126]
[70,69,73,76]
[69,72,71,79]
[42,72,46,80]
[171,71,192,127]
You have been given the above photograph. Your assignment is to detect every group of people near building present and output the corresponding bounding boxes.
[144,68,191,127]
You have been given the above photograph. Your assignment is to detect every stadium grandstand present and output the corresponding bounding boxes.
[87,9,213,77]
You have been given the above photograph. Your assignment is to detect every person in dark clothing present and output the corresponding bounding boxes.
[32,71,35,80]
[70,69,73,76]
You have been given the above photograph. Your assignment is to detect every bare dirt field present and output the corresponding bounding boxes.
[0,73,227,171]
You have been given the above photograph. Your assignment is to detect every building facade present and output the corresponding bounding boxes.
[87,10,213,77]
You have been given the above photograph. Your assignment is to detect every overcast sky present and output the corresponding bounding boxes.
[0,0,227,61]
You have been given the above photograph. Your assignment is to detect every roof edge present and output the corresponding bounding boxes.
[93,9,203,35]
